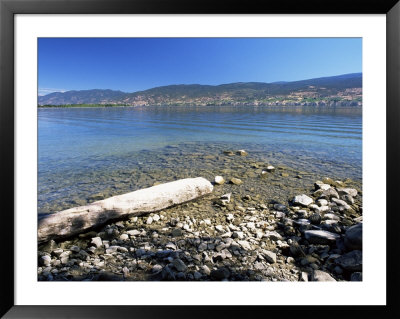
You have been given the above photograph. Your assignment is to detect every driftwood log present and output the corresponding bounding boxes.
[38,177,213,243]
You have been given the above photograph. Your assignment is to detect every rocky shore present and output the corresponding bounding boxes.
[38,150,362,282]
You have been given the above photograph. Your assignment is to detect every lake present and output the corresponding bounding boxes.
[38,106,362,216]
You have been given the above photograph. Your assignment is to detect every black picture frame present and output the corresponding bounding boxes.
[1,0,399,318]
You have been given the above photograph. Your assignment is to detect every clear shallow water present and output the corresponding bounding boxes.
[38,106,362,216]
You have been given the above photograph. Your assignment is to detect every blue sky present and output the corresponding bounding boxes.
[38,38,362,95]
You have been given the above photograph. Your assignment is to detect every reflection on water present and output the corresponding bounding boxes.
[38,106,362,216]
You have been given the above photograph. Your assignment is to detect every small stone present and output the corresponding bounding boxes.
[263,250,277,263]
[238,240,251,250]
[335,250,362,271]
[254,262,266,270]
[232,231,244,239]
[91,237,103,248]
[304,230,340,245]
[211,267,230,280]
[312,270,336,281]
[40,255,51,267]
[230,178,243,185]
[332,197,349,207]
[105,246,119,254]
[344,223,362,251]
[70,246,80,253]
[202,265,211,275]
[323,213,340,221]
[337,188,358,197]
[126,230,141,236]
[266,165,275,172]
[51,248,64,257]
[165,242,177,250]
[236,149,248,156]
[172,259,187,272]
[194,271,202,280]
[146,216,153,225]
[292,194,314,207]
[309,213,322,225]
[300,272,309,281]
[289,243,306,257]
[198,242,208,252]
[215,225,224,232]
[223,150,235,156]
[122,267,129,277]
[153,214,160,222]
[214,175,226,186]
[317,199,329,206]
[351,272,362,281]
[260,170,268,177]
[171,228,183,237]
[263,231,283,241]
[152,264,163,273]
[119,234,129,241]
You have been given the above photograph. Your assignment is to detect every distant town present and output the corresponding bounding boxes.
[38,73,362,107]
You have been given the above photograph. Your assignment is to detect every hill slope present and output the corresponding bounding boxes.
[38,73,362,107]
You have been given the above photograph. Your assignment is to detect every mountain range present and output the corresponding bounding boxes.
[38,73,362,107]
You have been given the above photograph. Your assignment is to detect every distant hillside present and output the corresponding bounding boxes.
[38,73,362,107]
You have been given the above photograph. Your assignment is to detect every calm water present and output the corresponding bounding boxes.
[38,106,362,216]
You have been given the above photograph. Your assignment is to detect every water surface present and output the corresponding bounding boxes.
[38,106,362,216]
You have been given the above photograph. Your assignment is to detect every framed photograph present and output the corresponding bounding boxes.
[1,0,399,317]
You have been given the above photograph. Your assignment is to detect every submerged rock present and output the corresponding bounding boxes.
[236,150,248,156]
[214,176,225,185]
[230,178,243,185]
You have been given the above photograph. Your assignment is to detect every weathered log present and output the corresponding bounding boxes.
[38,177,213,243]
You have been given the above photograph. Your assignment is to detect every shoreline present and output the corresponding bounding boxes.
[38,151,362,282]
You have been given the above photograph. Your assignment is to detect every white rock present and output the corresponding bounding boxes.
[214,176,225,185]
[152,214,160,222]
[323,213,340,221]
[40,255,51,266]
[312,270,336,281]
[146,217,153,225]
[119,234,129,241]
[236,149,248,156]
[126,230,141,236]
[337,188,358,197]
[215,225,224,232]
[91,237,103,248]
[317,199,329,206]
[292,194,314,206]
[266,165,275,172]
[263,231,283,241]
[232,231,244,239]
[263,250,277,263]
[238,240,252,250]
[202,265,211,275]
